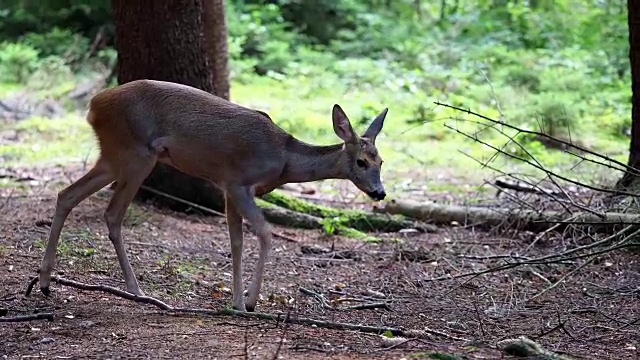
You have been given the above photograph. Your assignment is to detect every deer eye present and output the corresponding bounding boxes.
[356,159,367,169]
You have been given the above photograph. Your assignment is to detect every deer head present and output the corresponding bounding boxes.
[332,104,388,201]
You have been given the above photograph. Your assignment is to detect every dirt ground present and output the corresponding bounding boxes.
[1,165,639,360]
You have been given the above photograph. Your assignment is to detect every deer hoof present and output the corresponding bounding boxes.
[40,287,51,296]
[245,304,255,313]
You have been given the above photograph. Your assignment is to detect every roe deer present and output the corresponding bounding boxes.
[38,79,388,312]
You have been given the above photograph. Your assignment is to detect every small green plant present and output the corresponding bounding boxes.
[318,216,343,235]
[124,204,150,227]
[511,93,578,139]
[533,97,576,138]
[0,41,39,83]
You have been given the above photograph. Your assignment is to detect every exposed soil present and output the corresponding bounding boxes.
[1,164,639,359]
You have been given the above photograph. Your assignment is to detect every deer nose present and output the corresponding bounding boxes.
[367,190,386,201]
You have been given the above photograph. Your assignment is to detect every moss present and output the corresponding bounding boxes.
[260,190,417,232]
[256,198,380,241]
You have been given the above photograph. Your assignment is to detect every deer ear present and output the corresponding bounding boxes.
[332,104,357,143]
[362,107,388,142]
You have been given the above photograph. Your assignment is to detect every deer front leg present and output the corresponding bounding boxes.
[227,186,272,312]
[102,153,156,295]
[225,193,246,311]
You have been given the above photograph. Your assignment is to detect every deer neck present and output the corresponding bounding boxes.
[281,136,348,184]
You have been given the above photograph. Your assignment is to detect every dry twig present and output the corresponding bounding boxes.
[271,310,291,360]
[425,226,639,282]
[436,102,640,178]
[526,257,597,302]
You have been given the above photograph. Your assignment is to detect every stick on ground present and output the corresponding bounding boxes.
[0,313,54,322]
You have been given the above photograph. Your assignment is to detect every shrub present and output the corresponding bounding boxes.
[505,67,541,93]
[20,27,89,61]
[0,41,39,83]
[514,93,578,138]
[25,55,74,91]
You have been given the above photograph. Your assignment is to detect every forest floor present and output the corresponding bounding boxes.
[1,164,639,360]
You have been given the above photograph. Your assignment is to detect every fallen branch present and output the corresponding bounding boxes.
[345,302,392,311]
[298,287,391,311]
[298,287,334,309]
[494,179,564,197]
[25,275,465,341]
[380,198,640,233]
[0,313,54,322]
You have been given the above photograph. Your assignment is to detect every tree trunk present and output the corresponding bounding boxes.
[202,0,230,100]
[618,0,640,191]
[111,0,226,212]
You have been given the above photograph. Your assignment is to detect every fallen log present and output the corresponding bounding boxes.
[256,199,378,241]
[380,199,640,233]
[261,191,434,233]
[257,199,323,230]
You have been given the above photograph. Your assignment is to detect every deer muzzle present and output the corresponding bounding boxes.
[367,190,386,201]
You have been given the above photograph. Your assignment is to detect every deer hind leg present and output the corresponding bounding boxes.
[103,150,157,296]
[39,157,115,294]
[227,186,272,312]
[225,192,246,311]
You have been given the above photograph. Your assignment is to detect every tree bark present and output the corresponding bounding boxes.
[111,0,226,212]
[202,0,230,100]
[618,0,640,190]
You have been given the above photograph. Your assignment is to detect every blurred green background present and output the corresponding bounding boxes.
[0,0,631,197]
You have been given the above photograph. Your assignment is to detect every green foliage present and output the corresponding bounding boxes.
[21,27,90,60]
[0,0,633,192]
[0,42,40,83]
[0,1,112,42]
[508,93,579,139]
[226,2,303,75]
[505,68,541,93]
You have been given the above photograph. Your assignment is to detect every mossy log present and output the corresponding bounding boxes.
[256,199,378,241]
[381,198,640,233]
[256,199,322,229]
[260,191,431,233]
